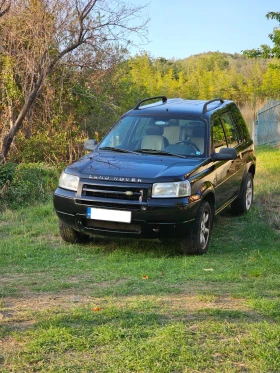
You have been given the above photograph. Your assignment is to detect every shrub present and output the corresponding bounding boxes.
[0,163,60,210]
[0,162,17,189]
[10,132,86,165]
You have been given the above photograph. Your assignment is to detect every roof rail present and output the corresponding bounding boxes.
[202,98,224,114]
[133,96,167,110]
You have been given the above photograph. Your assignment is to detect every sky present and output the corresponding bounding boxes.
[128,0,280,60]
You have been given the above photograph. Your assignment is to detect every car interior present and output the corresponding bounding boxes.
[138,119,205,156]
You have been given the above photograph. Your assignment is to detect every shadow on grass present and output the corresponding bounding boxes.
[0,297,273,341]
[79,233,181,258]
[76,203,279,259]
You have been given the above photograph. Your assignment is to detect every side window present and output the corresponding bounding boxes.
[213,118,227,151]
[130,117,150,144]
[114,117,134,146]
[220,113,240,148]
[230,106,249,141]
[101,116,135,148]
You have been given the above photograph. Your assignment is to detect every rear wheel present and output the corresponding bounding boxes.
[59,220,89,243]
[180,201,212,255]
[231,173,253,215]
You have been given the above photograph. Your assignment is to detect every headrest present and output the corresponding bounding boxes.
[180,127,193,138]
[192,126,204,137]
[146,125,164,136]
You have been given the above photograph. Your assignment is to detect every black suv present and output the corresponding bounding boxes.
[54,97,256,254]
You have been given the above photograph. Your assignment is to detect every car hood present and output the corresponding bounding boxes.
[66,150,205,182]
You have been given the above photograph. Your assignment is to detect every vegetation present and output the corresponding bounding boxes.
[0,4,279,165]
[1,48,279,165]
[0,0,148,161]
[0,146,279,372]
[0,162,60,211]
[243,12,280,61]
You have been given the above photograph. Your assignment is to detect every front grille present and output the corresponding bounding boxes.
[82,184,146,201]
[77,181,149,208]
[86,219,141,233]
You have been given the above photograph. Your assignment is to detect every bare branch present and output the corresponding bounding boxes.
[0,0,149,160]
[0,0,11,17]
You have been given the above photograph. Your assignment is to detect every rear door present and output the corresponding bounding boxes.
[212,113,244,211]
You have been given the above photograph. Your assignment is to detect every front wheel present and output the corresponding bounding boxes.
[180,201,213,255]
[231,173,254,215]
[59,220,89,243]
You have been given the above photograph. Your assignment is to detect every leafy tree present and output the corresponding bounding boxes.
[243,12,280,60]
[0,0,148,162]
[261,67,280,98]
[128,53,155,94]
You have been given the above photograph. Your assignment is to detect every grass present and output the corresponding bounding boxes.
[0,146,280,372]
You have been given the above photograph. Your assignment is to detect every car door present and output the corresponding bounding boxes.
[211,114,244,211]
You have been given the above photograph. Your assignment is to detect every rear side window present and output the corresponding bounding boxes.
[213,118,227,150]
[230,106,250,141]
[220,113,240,148]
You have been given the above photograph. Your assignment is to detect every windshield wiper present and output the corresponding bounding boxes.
[99,146,140,155]
[134,149,186,158]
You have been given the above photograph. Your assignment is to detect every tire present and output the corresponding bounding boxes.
[231,173,253,215]
[59,220,89,243]
[180,201,213,255]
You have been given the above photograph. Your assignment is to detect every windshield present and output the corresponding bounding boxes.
[99,116,206,157]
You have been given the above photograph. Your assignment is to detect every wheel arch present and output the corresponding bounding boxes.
[198,181,216,216]
[248,163,255,177]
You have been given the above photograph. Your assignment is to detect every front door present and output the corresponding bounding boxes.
[212,114,244,211]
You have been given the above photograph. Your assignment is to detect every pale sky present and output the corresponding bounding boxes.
[129,0,280,59]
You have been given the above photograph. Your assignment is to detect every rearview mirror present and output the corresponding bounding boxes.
[84,139,98,151]
[211,147,237,161]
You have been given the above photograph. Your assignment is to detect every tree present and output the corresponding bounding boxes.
[243,12,280,59]
[0,0,11,17]
[0,0,148,162]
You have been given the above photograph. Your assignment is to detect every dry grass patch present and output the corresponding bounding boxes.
[1,291,277,373]
[0,291,261,338]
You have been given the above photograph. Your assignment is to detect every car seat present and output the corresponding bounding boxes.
[139,125,169,150]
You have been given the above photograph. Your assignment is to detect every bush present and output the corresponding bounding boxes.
[0,163,60,210]
[11,132,86,165]
[0,162,17,189]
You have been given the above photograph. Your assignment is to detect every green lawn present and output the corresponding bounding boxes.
[0,146,280,372]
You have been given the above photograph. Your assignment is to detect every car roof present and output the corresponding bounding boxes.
[127,97,233,118]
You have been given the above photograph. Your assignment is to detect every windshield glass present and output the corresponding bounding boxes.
[99,116,206,157]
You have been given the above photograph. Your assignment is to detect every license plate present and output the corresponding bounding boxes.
[87,207,131,223]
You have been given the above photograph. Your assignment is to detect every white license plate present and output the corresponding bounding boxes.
[87,207,131,223]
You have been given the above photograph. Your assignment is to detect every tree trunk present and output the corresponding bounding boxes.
[0,83,42,161]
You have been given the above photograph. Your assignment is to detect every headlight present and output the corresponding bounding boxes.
[59,172,79,191]
[152,180,191,198]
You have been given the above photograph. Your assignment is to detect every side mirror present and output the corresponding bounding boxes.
[84,139,98,151]
[211,147,237,161]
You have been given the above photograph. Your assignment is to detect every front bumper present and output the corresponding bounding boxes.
[53,186,201,240]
